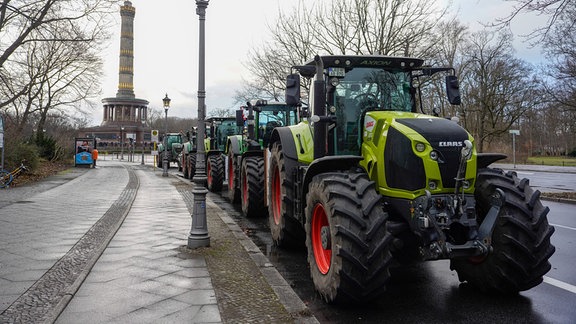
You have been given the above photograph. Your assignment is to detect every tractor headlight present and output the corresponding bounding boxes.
[415,142,426,152]
[428,180,438,190]
[329,77,340,87]
[430,150,439,161]
[462,180,471,189]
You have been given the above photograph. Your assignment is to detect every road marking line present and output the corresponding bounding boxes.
[550,223,576,231]
[544,276,576,294]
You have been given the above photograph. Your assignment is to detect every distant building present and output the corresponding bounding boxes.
[79,1,151,147]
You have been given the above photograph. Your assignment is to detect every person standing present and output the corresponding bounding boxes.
[92,147,99,168]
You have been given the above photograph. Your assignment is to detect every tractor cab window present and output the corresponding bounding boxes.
[216,119,241,148]
[330,68,412,155]
[167,135,182,145]
[258,105,298,146]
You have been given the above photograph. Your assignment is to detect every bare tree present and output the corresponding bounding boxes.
[239,0,451,102]
[540,4,576,112]
[5,37,102,138]
[0,0,115,138]
[421,19,470,118]
[207,108,234,118]
[460,30,540,152]
[493,0,572,42]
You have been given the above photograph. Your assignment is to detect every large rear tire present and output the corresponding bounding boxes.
[182,154,189,179]
[268,142,304,247]
[241,156,266,218]
[450,168,556,294]
[157,153,163,168]
[305,172,393,303]
[187,153,196,180]
[227,150,240,203]
[207,154,225,192]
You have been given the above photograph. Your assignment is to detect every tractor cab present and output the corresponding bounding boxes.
[287,55,460,156]
[236,100,299,148]
[205,116,241,151]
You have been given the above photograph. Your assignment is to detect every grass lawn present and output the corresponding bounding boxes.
[526,156,576,167]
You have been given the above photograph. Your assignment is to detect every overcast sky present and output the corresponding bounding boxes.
[91,0,545,125]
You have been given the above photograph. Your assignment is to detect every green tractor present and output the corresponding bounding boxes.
[266,55,556,304]
[181,117,242,192]
[226,100,298,218]
[157,132,183,170]
[204,117,243,192]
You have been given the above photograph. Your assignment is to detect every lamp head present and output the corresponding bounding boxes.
[163,94,171,110]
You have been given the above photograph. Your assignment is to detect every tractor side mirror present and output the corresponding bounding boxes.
[236,109,244,127]
[285,73,301,106]
[446,75,461,105]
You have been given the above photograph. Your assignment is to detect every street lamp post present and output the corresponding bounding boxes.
[120,126,125,160]
[188,0,210,248]
[162,94,171,177]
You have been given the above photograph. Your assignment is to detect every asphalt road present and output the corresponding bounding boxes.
[217,168,576,323]
[3,163,574,323]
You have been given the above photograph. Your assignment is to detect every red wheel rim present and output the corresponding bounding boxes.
[468,255,487,264]
[311,203,331,274]
[242,168,248,206]
[207,159,212,185]
[272,167,281,225]
[228,157,234,189]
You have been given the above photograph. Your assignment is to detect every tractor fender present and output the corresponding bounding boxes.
[226,135,242,155]
[477,153,507,169]
[301,156,364,212]
[269,127,298,160]
[182,142,192,155]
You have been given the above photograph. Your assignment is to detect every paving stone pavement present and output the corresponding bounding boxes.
[56,167,221,323]
[0,159,318,323]
[0,164,130,322]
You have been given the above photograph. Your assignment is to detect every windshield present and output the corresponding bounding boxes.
[332,68,413,113]
[330,68,413,155]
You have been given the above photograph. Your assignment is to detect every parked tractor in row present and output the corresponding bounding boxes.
[157,133,183,170]
[264,54,555,304]
[226,100,298,217]
[181,117,242,192]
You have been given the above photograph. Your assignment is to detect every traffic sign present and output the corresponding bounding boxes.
[151,129,159,142]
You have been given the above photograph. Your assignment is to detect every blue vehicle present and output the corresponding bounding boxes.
[75,137,96,167]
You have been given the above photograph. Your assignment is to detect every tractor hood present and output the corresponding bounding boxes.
[361,111,476,199]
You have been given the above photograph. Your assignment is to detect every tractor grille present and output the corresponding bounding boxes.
[385,127,425,191]
[396,118,469,189]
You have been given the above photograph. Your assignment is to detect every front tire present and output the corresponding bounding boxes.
[227,150,240,203]
[305,172,393,303]
[450,168,556,294]
[157,153,163,168]
[187,153,196,180]
[182,154,189,179]
[207,154,225,192]
[268,142,304,247]
[241,156,266,217]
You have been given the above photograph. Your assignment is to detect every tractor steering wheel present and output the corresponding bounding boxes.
[354,93,378,102]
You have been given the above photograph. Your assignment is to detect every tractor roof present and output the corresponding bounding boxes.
[205,116,236,122]
[305,55,425,70]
